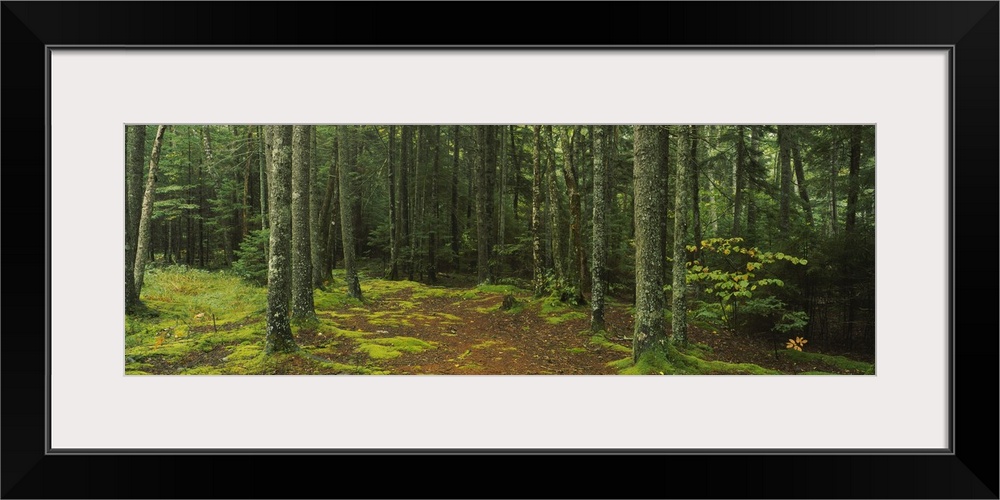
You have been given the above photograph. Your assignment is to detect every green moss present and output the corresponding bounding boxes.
[456,362,484,371]
[471,340,502,350]
[614,343,781,375]
[588,333,632,354]
[179,366,223,375]
[545,311,587,325]
[355,336,437,361]
[225,343,263,362]
[476,284,524,295]
[797,371,836,375]
[566,347,588,354]
[778,350,874,374]
[411,287,462,299]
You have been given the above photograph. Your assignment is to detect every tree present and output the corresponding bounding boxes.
[427,126,441,283]
[590,125,610,331]
[632,125,667,361]
[387,125,399,280]
[450,125,461,272]
[545,126,564,281]
[291,125,315,321]
[732,126,747,237]
[671,126,694,345]
[778,125,793,234]
[531,125,545,297]
[133,125,167,295]
[560,126,587,303]
[398,126,412,280]
[846,125,861,235]
[338,126,364,300]
[125,125,147,312]
[792,139,813,227]
[474,125,496,285]
[264,125,297,353]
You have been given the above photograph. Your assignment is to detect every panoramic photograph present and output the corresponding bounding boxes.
[124,124,875,375]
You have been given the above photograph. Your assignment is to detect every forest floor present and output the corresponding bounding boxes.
[125,266,874,376]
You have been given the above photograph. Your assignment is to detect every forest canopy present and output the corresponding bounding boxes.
[124,124,875,375]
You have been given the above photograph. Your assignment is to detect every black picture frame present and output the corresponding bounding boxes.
[3,2,996,498]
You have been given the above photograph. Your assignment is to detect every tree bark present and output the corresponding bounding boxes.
[778,125,793,234]
[590,125,609,331]
[291,125,315,321]
[450,125,461,272]
[474,125,496,284]
[671,127,693,345]
[387,125,399,279]
[264,125,297,353]
[633,125,667,360]
[427,126,440,283]
[531,125,545,297]
[688,126,701,261]
[792,143,813,226]
[657,126,671,288]
[338,126,364,300]
[309,126,325,289]
[399,126,411,280]
[545,126,563,281]
[560,126,586,303]
[732,126,747,237]
[133,125,167,295]
[125,125,146,312]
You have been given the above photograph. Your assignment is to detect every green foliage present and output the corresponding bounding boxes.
[232,229,269,286]
[683,238,809,335]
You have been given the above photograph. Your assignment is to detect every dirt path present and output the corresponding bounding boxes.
[301,284,632,375]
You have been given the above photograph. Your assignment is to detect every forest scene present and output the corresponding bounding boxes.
[124,124,875,375]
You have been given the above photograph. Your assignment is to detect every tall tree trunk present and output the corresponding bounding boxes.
[560,126,586,303]
[125,125,146,312]
[688,125,701,262]
[590,125,609,331]
[388,125,399,279]
[474,125,496,284]
[427,126,440,283]
[792,143,813,226]
[778,125,793,235]
[658,126,671,288]
[846,125,861,234]
[829,140,839,235]
[325,131,341,277]
[260,126,270,230]
[242,129,252,238]
[531,125,545,297]
[318,127,339,283]
[732,126,747,237]
[133,125,166,295]
[450,125,461,272]
[264,125,297,353]
[632,125,667,360]
[399,126,412,280]
[291,125,315,321]
[510,125,521,223]
[545,126,563,280]
[338,126,364,300]
[309,126,325,289]
[411,126,423,281]
[671,126,693,345]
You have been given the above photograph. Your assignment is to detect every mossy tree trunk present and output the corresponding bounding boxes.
[264,125,297,353]
[671,126,693,345]
[688,126,701,262]
[590,125,609,331]
[291,125,315,321]
[133,125,166,296]
[657,126,671,289]
[560,126,587,304]
[545,126,563,281]
[632,125,667,361]
[309,126,325,289]
[531,125,545,297]
[338,126,364,300]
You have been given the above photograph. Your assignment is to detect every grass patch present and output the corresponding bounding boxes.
[565,347,588,354]
[778,349,874,374]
